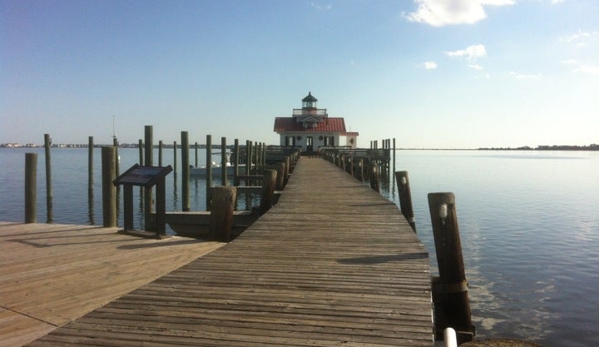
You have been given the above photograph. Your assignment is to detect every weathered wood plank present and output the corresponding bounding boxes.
[0,222,224,347]
[25,157,433,346]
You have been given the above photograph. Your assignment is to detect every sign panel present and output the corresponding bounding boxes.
[114,164,173,188]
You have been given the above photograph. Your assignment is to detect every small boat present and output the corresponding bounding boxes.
[190,162,246,177]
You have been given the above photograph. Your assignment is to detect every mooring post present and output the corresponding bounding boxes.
[173,141,177,174]
[144,125,153,230]
[234,139,240,186]
[25,153,37,223]
[259,169,277,216]
[206,135,213,210]
[209,186,237,242]
[44,134,53,223]
[221,137,227,186]
[195,141,198,168]
[88,136,94,224]
[102,146,117,227]
[138,140,143,165]
[428,192,474,344]
[395,171,416,232]
[159,140,163,167]
[369,162,380,192]
[245,140,252,177]
[182,131,190,212]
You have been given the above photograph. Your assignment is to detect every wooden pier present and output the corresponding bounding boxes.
[10,157,433,346]
[0,223,224,347]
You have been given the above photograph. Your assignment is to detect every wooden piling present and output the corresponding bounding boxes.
[234,139,240,186]
[369,162,380,192]
[246,140,252,176]
[428,192,474,344]
[195,142,198,168]
[209,186,237,242]
[221,137,227,186]
[138,140,143,165]
[113,133,119,175]
[206,135,213,210]
[102,147,117,227]
[182,131,190,212]
[259,169,277,215]
[173,141,177,174]
[88,137,94,224]
[44,134,53,223]
[25,153,37,223]
[395,171,416,232]
[144,126,153,229]
[159,140,163,167]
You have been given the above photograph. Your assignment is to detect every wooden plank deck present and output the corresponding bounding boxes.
[25,157,433,346]
[0,223,224,347]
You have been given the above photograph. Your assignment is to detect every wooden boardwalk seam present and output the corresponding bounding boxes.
[24,157,433,346]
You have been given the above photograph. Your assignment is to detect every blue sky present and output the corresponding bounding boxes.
[1,0,597,148]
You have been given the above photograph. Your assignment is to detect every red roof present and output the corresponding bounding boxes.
[273,117,347,133]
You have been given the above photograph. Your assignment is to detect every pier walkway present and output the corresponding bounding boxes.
[18,157,432,346]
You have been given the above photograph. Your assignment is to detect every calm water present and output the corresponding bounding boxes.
[1,148,598,346]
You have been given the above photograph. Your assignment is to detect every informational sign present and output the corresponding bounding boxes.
[114,164,173,188]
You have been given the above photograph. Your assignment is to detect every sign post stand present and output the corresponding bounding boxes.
[114,164,173,237]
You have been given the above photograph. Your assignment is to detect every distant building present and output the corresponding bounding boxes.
[273,92,358,153]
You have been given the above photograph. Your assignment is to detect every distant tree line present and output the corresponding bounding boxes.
[479,144,599,151]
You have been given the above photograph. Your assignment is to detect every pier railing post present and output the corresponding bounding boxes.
[395,171,416,232]
[428,192,474,344]
[102,146,117,227]
[25,153,37,223]
[209,186,237,242]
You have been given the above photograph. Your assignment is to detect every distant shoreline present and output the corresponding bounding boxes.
[2,143,598,151]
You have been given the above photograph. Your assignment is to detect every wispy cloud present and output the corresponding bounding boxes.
[421,61,438,70]
[561,30,599,47]
[404,0,515,27]
[509,71,543,80]
[551,0,565,4]
[311,2,332,11]
[468,64,484,70]
[561,60,599,75]
[445,44,487,61]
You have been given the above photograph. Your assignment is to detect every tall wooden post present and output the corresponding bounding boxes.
[206,135,212,210]
[88,136,95,225]
[25,153,37,223]
[138,140,143,165]
[428,192,474,344]
[395,171,416,232]
[369,163,380,192]
[113,133,119,175]
[102,147,117,227]
[44,134,53,223]
[182,131,190,212]
[246,140,252,176]
[221,137,227,186]
[259,169,277,216]
[144,125,153,229]
[158,140,163,167]
[173,141,177,174]
[209,186,236,242]
[195,142,198,168]
[234,139,240,186]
